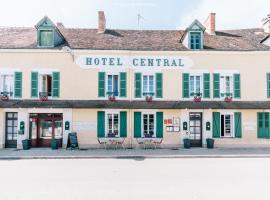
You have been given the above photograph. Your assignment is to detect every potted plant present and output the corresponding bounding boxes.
[206,138,215,149]
[183,132,191,149]
[51,138,59,150]
[22,139,31,150]
[193,92,202,102]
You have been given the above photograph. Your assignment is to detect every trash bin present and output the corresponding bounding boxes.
[22,139,31,150]
[51,139,59,150]
[183,138,191,149]
[206,138,214,149]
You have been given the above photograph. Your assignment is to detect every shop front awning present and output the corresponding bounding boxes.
[1,100,270,109]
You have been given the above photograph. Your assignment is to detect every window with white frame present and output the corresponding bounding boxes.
[40,74,52,97]
[107,75,119,96]
[220,75,233,97]
[143,114,155,138]
[190,75,202,96]
[107,113,119,137]
[143,75,154,96]
[0,74,14,97]
[221,114,233,137]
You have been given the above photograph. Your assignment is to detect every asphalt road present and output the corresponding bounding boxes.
[0,158,269,200]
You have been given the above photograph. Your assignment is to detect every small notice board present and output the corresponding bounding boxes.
[67,132,79,149]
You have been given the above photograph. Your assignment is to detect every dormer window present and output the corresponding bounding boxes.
[181,19,205,50]
[35,16,65,48]
[190,32,202,50]
[39,30,54,47]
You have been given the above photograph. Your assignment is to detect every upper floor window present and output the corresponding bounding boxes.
[31,71,60,98]
[190,75,202,97]
[40,74,52,97]
[190,32,202,50]
[134,73,163,99]
[220,75,233,97]
[143,75,154,96]
[39,30,54,47]
[0,74,14,97]
[107,75,119,97]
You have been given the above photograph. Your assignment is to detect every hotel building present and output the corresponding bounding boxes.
[1,12,270,149]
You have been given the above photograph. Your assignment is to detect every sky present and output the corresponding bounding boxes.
[0,0,269,30]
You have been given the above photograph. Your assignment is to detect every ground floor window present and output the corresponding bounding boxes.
[107,113,119,137]
[221,114,233,137]
[143,114,155,137]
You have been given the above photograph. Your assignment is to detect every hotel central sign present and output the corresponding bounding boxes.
[76,55,193,69]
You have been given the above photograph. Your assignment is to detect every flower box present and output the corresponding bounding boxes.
[108,96,116,101]
[224,96,233,103]
[193,96,202,102]
[145,96,153,102]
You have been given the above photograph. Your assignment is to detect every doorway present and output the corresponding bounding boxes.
[29,113,63,147]
[189,113,202,147]
[5,112,18,148]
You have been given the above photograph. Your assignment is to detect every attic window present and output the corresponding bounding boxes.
[190,32,202,49]
[39,30,54,47]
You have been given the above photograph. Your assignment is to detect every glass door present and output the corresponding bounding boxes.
[189,113,202,147]
[5,112,18,148]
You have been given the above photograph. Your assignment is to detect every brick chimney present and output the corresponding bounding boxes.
[204,13,216,35]
[262,14,270,33]
[98,11,106,34]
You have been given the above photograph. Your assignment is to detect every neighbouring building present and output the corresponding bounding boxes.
[1,11,270,149]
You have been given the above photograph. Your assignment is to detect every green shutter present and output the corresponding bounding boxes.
[265,113,270,138]
[234,112,242,138]
[234,74,241,98]
[134,112,141,138]
[31,72,38,98]
[267,73,270,98]
[212,112,220,138]
[182,73,189,98]
[135,73,142,98]
[258,112,264,138]
[213,73,220,98]
[203,73,210,98]
[120,72,127,97]
[97,111,105,138]
[156,112,163,138]
[156,73,163,98]
[120,111,127,138]
[52,72,60,97]
[98,72,105,97]
[14,72,22,98]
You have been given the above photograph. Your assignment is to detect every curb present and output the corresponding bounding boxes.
[1,154,270,160]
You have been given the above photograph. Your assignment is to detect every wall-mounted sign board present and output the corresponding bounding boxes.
[76,55,194,69]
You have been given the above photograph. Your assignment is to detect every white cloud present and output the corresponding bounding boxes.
[178,0,270,30]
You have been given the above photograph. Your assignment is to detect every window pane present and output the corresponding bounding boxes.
[149,76,154,93]
[196,76,201,93]
[143,114,148,134]
[40,30,53,46]
[108,114,112,133]
[108,75,112,92]
[143,76,148,94]
[190,76,194,95]
[113,114,119,134]
[113,75,118,95]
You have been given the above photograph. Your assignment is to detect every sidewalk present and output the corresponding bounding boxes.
[0,148,270,159]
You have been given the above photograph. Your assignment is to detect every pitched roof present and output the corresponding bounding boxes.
[0,26,269,51]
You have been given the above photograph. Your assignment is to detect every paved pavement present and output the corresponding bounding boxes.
[0,158,270,200]
[1,147,270,159]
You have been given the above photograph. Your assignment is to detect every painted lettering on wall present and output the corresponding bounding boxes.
[76,55,193,69]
